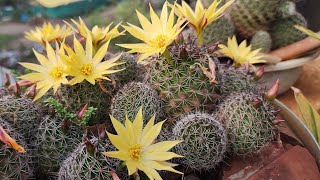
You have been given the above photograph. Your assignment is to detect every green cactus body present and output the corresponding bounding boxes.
[0,118,34,180]
[270,12,307,49]
[173,112,227,170]
[0,95,40,141]
[217,92,277,155]
[250,31,272,52]
[219,66,259,96]
[148,41,220,120]
[203,17,235,44]
[34,116,83,178]
[58,137,129,180]
[230,0,282,37]
[59,81,113,125]
[110,82,162,122]
[278,1,296,18]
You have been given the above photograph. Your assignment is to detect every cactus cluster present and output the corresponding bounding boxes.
[58,137,129,180]
[148,39,220,120]
[217,92,277,155]
[110,82,162,122]
[203,17,235,44]
[172,112,227,170]
[34,115,83,178]
[0,118,34,180]
[250,31,272,53]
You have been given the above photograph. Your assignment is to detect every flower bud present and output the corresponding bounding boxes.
[84,139,95,155]
[77,103,89,119]
[4,73,10,87]
[266,79,280,101]
[60,119,70,134]
[175,32,184,45]
[207,41,220,54]
[179,47,188,59]
[25,84,37,98]
[254,66,265,81]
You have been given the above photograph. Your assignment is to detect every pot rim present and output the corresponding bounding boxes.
[256,50,320,72]
[274,99,320,167]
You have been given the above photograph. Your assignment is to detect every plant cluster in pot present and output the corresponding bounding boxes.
[0,0,319,180]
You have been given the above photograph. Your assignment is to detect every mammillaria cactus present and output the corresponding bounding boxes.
[58,137,129,180]
[0,118,34,180]
[148,39,220,120]
[230,0,282,37]
[250,31,272,52]
[278,1,297,18]
[34,115,83,178]
[110,82,162,122]
[217,92,278,155]
[270,12,308,49]
[0,94,40,141]
[203,17,235,44]
[172,112,227,170]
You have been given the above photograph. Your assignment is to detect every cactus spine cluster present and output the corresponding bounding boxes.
[270,12,307,49]
[217,92,277,155]
[203,17,235,44]
[148,39,220,120]
[34,115,83,178]
[0,118,34,180]
[172,112,227,170]
[250,31,272,53]
[110,82,162,122]
[0,94,40,141]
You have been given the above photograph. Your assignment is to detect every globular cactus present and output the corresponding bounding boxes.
[34,115,83,178]
[219,66,260,96]
[217,92,278,155]
[0,94,40,141]
[110,82,162,122]
[108,53,146,89]
[250,31,272,53]
[203,17,235,44]
[58,137,129,180]
[270,12,307,49]
[230,0,283,37]
[59,81,114,125]
[148,39,220,120]
[172,112,227,170]
[0,117,34,180]
[278,1,297,18]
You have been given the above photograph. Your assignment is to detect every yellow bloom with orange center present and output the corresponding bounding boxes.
[102,108,183,180]
[117,2,186,64]
[174,0,235,44]
[60,35,124,85]
[295,25,320,41]
[65,17,125,46]
[19,42,69,101]
[218,36,265,66]
[25,22,72,45]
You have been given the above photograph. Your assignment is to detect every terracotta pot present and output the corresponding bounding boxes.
[275,99,320,167]
[257,50,320,95]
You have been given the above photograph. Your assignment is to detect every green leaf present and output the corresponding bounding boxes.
[292,87,320,144]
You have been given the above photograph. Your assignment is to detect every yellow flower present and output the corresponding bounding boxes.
[117,2,186,64]
[19,42,68,101]
[295,25,320,41]
[218,36,265,66]
[25,22,72,45]
[102,108,183,180]
[174,0,235,44]
[60,35,124,85]
[65,17,125,47]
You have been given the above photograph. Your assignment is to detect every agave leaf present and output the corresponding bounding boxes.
[292,87,320,144]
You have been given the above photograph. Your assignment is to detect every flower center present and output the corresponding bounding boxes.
[81,63,93,76]
[128,144,142,161]
[151,34,167,48]
[49,66,63,79]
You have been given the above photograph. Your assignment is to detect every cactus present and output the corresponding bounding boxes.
[58,137,129,180]
[217,92,278,155]
[0,94,40,141]
[34,115,83,178]
[203,17,235,44]
[0,117,34,180]
[108,53,146,89]
[278,1,297,18]
[148,39,220,120]
[172,112,227,170]
[230,0,282,37]
[59,81,114,125]
[110,82,162,122]
[270,13,307,49]
[250,31,272,53]
[219,66,260,96]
